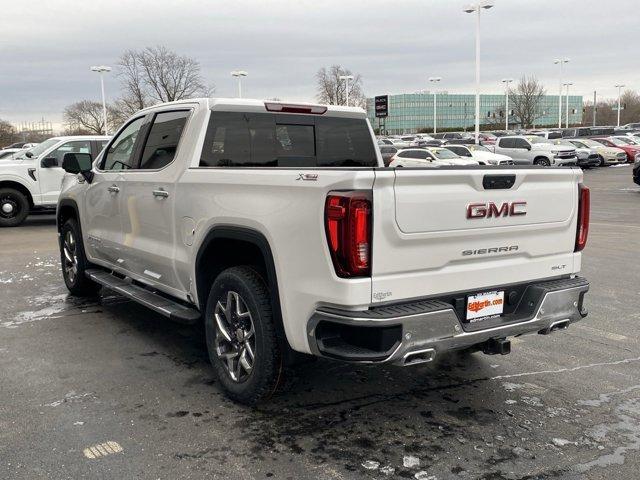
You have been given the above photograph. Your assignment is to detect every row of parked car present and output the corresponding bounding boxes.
[378,126,640,169]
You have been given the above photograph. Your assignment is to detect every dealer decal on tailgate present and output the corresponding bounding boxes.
[466,290,505,322]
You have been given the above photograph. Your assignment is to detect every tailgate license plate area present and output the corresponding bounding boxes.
[466,290,505,323]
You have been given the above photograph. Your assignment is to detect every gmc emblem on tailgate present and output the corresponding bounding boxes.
[467,201,527,219]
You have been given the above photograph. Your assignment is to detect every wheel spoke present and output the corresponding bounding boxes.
[239,347,253,373]
[214,311,233,343]
[244,341,255,361]
[63,246,73,263]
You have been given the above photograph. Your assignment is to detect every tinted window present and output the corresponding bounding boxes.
[499,138,514,148]
[139,111,190,170]
[547,132,562,139]
[200,112,376,167]
[398,150,427,159]
[513,138,530,149]
[102,117,146,170]
[446,146,470,157]
[380,146,396,154]
[48,141,91,166]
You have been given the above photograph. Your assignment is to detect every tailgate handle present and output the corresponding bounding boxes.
[483,174,515,190]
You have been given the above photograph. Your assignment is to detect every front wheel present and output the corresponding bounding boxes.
[534,158,551,167]
[0,188,30,227]
[59,218,100,296]
[205,266,283,405]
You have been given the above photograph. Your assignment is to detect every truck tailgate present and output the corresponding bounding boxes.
[371,167,582,304]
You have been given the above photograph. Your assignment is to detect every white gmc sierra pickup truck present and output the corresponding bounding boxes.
[56,98,590,405]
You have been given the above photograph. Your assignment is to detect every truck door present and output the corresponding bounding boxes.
[117,109,191,293]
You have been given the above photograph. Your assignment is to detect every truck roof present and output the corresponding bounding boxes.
[137,98,368,118]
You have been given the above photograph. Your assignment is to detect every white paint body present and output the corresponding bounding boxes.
[60,98,585,356]
[0,136,109,207]
[493,136,578,166]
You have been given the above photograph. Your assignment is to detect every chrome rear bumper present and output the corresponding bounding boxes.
[307,276,588,366]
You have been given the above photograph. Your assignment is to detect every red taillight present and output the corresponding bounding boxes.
[575,184,590,252]
[325,193,372,277]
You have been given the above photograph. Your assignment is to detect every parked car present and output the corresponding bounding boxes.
[610,135,640,146]
[492,136,578,166]
[0,136,109,227]
[634,155,640,186]
[432,132,475,145]
[551,140,600,168]
[445,144,514,165]
[0,148,23,160]
[562,127,592,138]
[591,137,640,163]
[389,147,479,167]
[56,98,590,405]
[478,132,498,145]
[529,131,563,140]
[379,145,398,166]
[566,139,628,166]
[1,142,38,150]
[622,122,640,130]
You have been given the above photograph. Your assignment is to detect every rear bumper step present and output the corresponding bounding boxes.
[307,276,589,365]
[86,269,201,324]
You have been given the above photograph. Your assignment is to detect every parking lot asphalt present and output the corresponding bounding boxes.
[0,165,639,480]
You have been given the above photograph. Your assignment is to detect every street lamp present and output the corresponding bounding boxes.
[463,1,494,144]
[338,75,354,106]
[428,77,442,134]
[501,78,513,131]
[615,84,625,127]
[90,65,111,134]
[554,58,570,128]
[231,70,248,98]
[563,82,573,128]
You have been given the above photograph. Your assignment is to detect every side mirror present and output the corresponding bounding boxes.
[25,151,33,158]
[62,152,94,182]
[41,157,58,168]
[525,145,531,151]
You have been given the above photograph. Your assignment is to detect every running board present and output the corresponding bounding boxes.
[86,269,201,324]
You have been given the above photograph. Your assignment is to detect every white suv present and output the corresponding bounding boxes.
[493,135,577,166]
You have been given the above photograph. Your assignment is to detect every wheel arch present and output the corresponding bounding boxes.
[194,226,283,329]
[57,199,80,233]
[0,180,34,208]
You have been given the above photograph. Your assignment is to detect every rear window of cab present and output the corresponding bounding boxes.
[199,112,377,168]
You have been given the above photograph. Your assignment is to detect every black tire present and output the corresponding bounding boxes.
[59,218,100,296]
[205,266,283,405]
[534,157,551,167]
[0,188,30,227]
[598,155,606,167]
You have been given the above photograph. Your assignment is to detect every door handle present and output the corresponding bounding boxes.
[152,189,169,199]
[107,185,120,193]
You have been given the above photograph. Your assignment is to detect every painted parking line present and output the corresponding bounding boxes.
[83,441,123,459]
[574,324,628,342]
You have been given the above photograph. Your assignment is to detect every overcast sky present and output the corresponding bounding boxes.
[1,0,638,129]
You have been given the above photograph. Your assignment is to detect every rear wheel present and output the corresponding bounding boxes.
[60,218,100,296]
[534,157,551,167]
[205,266,283,405]
[598,155,606,167]
[0,188,29,227]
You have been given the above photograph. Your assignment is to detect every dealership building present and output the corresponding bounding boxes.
[366,93,583,134]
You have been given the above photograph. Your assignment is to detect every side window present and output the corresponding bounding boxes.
[101,116,146,171]
[98,140,109,151]
[139,110,190,170]
[513,138,530,149]
[499,138,513,148]
[47,141,91,166]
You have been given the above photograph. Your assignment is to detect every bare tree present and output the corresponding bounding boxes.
[63,100,119,135]
[315,65,365,108]
[0,119,18,147]
[510,76,546,129]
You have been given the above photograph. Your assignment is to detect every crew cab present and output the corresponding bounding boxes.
[56,98,590,405]
[0,135,109,227]
[492,135,578,166]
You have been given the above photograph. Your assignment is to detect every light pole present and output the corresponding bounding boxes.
[563,82,573,128]
[501,78,513,131]
[338,75,354,106]
[90,65,111,134]
[464,1,494,144]
[615,84,625,127]
[554,58,569,128]
[231,70,248,98]
[429,77,442,133]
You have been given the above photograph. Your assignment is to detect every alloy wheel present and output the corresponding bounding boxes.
[63,230,78,284]
[213,291,256,383]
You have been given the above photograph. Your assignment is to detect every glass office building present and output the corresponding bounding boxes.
[366,93,583,134]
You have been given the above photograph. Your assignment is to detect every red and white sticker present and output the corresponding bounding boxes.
[466,290,505,322]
